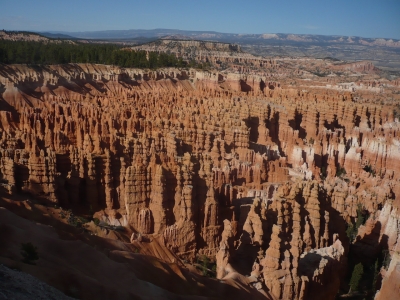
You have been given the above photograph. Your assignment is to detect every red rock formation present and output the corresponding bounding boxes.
[0,62,399,299]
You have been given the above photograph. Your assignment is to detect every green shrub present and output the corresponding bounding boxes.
[21,242,39,264]
[355,204,365,228]
[394,103,400,119]
[196,255,216,277]
[372,258,380,293]
[78,216,90,224]
[363,165,376,176]
[346,223,356,241]
[346,204,367,242]
[336,166,347,177]
[320,167,327,180]
[382,249,391,269]
[349,263,363,292]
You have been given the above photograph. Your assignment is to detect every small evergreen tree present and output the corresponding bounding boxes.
[201,255,209,276]
[336,166,347,177]
[355,204,365,229]
[349,262,363,293]
[346,204,367,242]
[21,242,39,264]
[372,258,380,293]
[382,249,391,269]
[346,223,356,241]
[320,167,327,179]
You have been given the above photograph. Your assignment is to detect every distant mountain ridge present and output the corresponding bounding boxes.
[43,28,400,48]
[39,32,78,39]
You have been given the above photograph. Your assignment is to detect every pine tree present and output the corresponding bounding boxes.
[21,242,39,265]
[372,258,380,293]
[355,204,365,229]
[349,262,363,293]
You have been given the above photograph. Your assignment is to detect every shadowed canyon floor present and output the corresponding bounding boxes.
[0,58,399,299]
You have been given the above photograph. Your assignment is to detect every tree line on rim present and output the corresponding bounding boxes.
[0,39,210,69]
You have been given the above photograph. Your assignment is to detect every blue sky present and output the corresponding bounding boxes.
[1,0,399,39]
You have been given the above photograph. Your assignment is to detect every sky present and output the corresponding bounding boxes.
[1,0,399,39]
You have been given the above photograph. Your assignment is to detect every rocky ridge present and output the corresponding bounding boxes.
[0,30,73,44]
[0,264,76,300]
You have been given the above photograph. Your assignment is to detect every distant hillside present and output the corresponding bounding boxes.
[49,29,400,48]
[132,39,242,53]
[46,29,221,40]
[39,32,78,40]
[0,30,51,43]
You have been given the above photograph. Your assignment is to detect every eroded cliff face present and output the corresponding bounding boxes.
[130,39,278,71]
[0,63,399,299]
